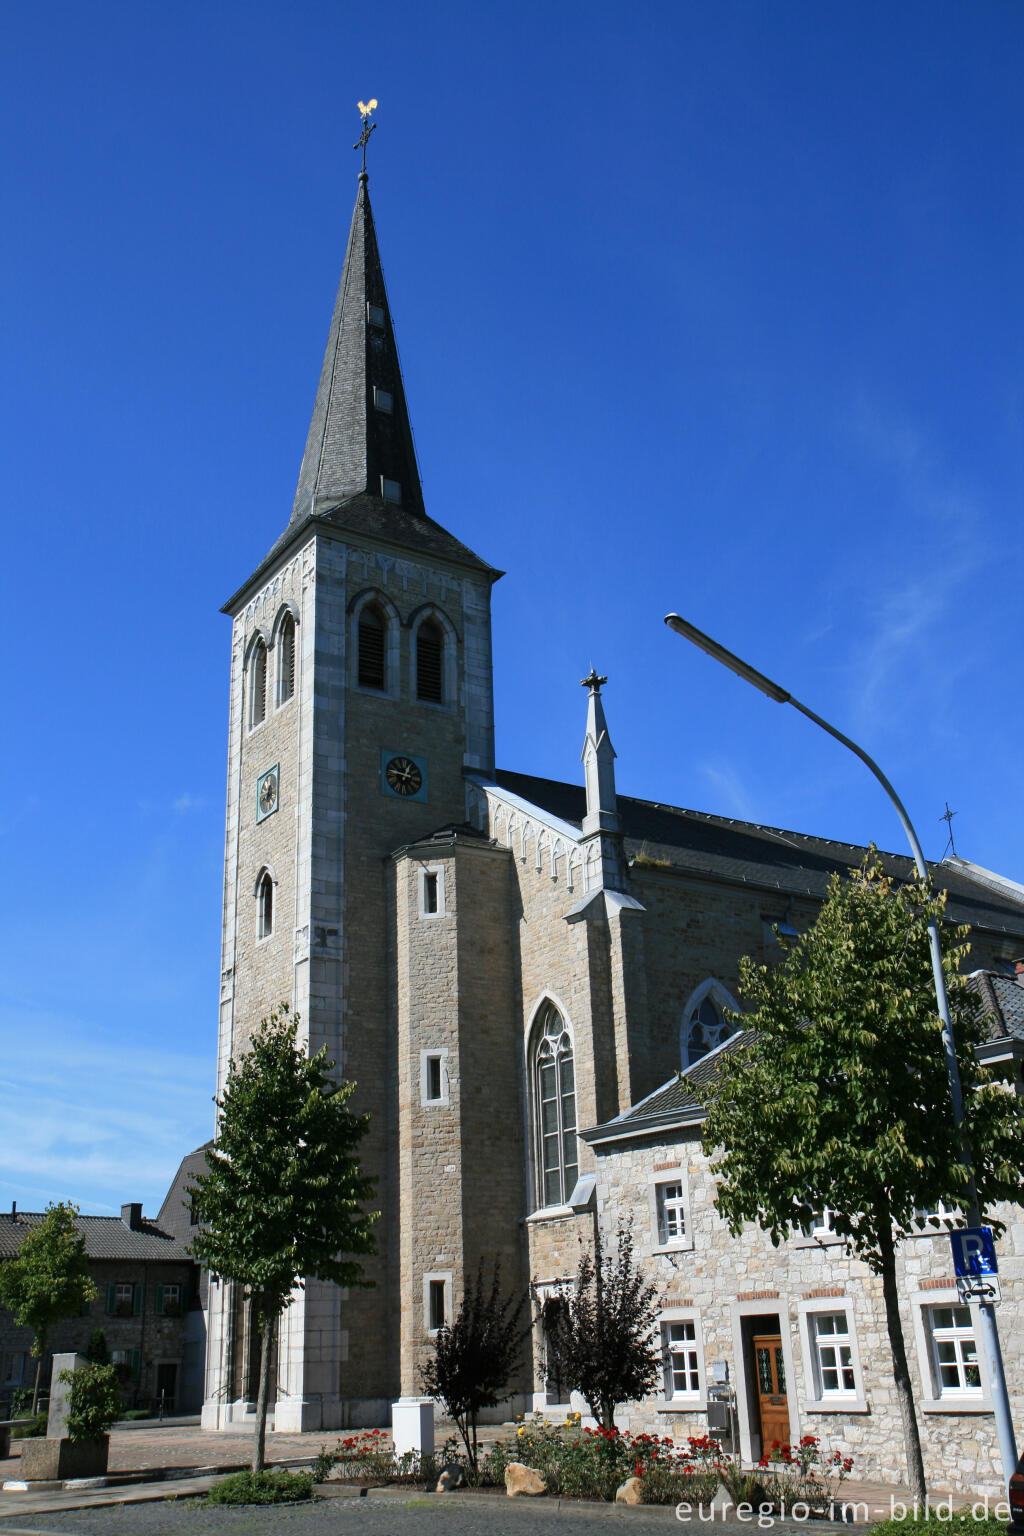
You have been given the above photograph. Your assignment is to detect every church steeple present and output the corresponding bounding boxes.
[291,169,425,522]
[580,669,625,890]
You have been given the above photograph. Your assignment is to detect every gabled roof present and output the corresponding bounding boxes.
[492,770,1024,936]
[0,1212,192,1263]
[583,970,1024,1148]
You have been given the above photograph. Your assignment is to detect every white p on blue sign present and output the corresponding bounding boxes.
[950,1227,998,1278]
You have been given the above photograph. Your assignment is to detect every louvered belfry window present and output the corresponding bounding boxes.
[277,613,295,704]
[358,606,386,689]
[416,620,443,702]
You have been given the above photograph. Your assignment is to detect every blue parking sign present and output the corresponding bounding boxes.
[950,1227,998,1278]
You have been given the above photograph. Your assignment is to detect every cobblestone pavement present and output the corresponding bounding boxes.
[0,1488,820,1536]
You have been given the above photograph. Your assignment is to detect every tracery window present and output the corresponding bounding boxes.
[681,982,739,1069]
[248,639,267,730]
[357,604,387,690]
[276,612,296,705]
[531,1003,578,1209]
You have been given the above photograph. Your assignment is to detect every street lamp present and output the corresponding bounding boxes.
[664,611,1018,1484]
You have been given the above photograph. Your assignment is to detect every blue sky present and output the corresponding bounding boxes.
[2,1,1022,1216]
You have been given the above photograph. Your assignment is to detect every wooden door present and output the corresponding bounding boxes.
[752,1334,790,1453]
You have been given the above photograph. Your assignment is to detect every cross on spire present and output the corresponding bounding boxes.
[581,668,607,695]
[354,98,378,175]
[940,801,958,858]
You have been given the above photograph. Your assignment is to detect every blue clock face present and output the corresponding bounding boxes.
[257,765,279,822]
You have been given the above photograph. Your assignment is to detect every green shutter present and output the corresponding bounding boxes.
[130,1348,141,1382]
[106,1284,116,1316]
[132,1284,143,1316]
[154,1285,164,1317]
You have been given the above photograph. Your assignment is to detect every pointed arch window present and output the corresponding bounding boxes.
[682,983,739,1069]
[416,619,444,702]
[248,639,267,730]
[257,871,274,940]
[531,1003,578,1209]
[276,613,295,706]
[358,604,387,690]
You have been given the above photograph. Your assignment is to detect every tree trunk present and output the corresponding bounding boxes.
[878,1225,926,1503]
[252,1304,277,1475]
[31,1355,42,1416]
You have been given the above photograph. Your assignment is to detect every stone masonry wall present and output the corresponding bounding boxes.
[594,1130,1024,1498]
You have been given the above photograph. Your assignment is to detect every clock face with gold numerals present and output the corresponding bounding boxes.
[256,765,279,822]
[384,755,422,798]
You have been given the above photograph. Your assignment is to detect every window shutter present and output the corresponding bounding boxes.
[416,624,443,701]
[106,1284,116,1316]
[132,1284,143,1316]
[130,1348,141,1382]
[155,1285,164,1317]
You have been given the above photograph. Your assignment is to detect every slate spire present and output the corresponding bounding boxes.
[291,170,425,522]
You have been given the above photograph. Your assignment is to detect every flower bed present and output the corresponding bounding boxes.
[482,1421,724,1504]
[324,1427,458,1486]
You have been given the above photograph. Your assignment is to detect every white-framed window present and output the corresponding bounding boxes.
[423,1271,452,1334]
[257,870,274,940]
[275,611,296,706]
[649,1170,692,1250]
[420,1048,449,1106]
[924,1304,982,1398]
[529,1002,578,1210]
[155,1283,183,1317]
[247,637,268,730]
[911,1202,964,1233]
[809,1311,856,1397]
[418,865,445,919]
[798,1301,866,1411]
[661,1313,703,1402]
[110,1281,136,1318]
[801,1206,841,1240]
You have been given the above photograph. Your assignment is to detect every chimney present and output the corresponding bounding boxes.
[121,1202,143,1230]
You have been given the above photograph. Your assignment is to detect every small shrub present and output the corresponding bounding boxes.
[85,1328,109,1365]
[312,1445,336,1482]
[206,1469,316,1505]
[120,1409,152,1422]
[11,1411,47,1439]
[58,1364,121,1443]
[870,1518,1008,1536]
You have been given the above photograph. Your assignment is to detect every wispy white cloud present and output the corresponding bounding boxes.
[697,760,755,821]
[0,1001,212,1215]
[172,793,207,814]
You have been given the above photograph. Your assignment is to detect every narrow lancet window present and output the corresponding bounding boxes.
[358,605,386,690]
[248,640,267,730]
[531,1004,578,1208]
[257,872,273,939]
[416,620,444,702]
[277,613,295,705]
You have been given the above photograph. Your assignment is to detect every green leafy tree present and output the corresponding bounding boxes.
[419,1259,530,1468]
[699,855,1024,1502]
[0,1202,97,1412]
[542,1225,661,1429]
[85,1328,109,1365]
[188,1005,378,1472]
[59,1362,122,1441]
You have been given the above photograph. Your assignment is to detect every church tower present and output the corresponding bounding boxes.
[203,154,500,1430]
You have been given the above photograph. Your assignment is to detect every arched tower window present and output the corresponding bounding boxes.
[276,612,295,705]
[416,619,444,702]
[257,871,273,939]
[248,639,267,730]
[531,1003,578,1209]
[681,980,740,1069]
[358,604,387,690]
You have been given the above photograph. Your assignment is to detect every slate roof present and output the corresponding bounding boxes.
[584,972,1024,1146]
[0,1213,192,1263]
[492,770,1024,937]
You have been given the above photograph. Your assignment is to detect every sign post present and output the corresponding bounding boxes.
[950,1227,1002,1306]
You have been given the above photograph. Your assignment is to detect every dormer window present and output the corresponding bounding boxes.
[381,477,402,505]
[373,386,393,414]
[367,302,385,328]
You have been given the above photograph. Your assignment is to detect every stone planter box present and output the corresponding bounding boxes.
[19,1436,109,1480]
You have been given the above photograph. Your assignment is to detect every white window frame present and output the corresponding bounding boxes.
[418,865,446,919]
[423,1271,453,1335]
[659,1308,705,1408]
[648,1168,693,1252]
[113,1281,135,1318]
[912,1293,989,1412]
[910,1202,964,1234]
[795,1205,845,1247]
[798,1299,868,1414]
[420,1048,450,1107]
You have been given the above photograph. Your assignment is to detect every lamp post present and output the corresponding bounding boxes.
[664,611,1018,1485]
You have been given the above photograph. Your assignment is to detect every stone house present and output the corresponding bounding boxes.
[202,147,1024,1486]
[0,1201,199,1415]
[579,965,1024,1499]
